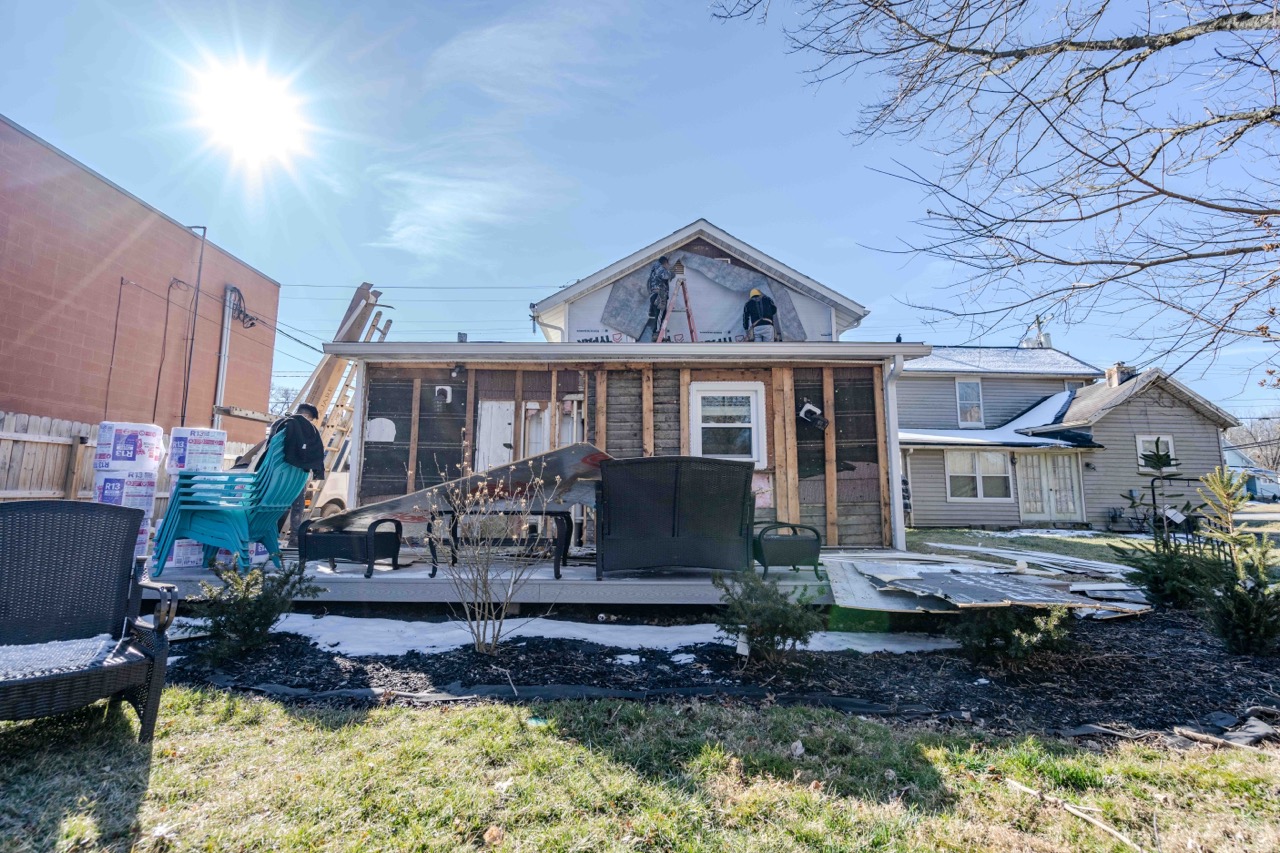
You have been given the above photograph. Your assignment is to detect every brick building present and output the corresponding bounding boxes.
[0,114,282,443]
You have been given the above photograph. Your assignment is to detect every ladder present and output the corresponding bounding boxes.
[654,266,699,343]
[316,309,391,475]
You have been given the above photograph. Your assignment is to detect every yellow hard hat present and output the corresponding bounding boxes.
[749,288,763,297]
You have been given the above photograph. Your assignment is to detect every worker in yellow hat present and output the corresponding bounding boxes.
[742,287,778,342]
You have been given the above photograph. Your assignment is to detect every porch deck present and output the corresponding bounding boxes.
[146,548,894,606]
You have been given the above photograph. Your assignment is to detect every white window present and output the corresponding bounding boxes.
[945,450,1013,500]
[1065,380,1088,392]
[1136,435,1177,473]
[689,381,767,469]
[956,380,984,427]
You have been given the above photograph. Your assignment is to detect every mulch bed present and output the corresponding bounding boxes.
[170,607,1280,737]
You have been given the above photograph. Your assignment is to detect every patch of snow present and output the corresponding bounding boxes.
[900,391,1074,447]
[903,347,1101,376]
[270,615,959,658]
[613,654,641,665]
[671,653,697,665]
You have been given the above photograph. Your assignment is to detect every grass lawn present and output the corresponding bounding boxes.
[906,528,1145,566]
[3,688,1278,851]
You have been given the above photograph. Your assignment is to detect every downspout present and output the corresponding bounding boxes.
[212,285,236,431]
[884,355,906,550]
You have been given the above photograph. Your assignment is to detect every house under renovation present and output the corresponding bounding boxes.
[326,220,930,550]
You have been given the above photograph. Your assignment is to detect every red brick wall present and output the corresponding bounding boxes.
[0,119,281,444]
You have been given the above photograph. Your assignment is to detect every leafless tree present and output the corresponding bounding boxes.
[268,384,299,417]
[718,0,1280,374]
[1227,414,1280,470]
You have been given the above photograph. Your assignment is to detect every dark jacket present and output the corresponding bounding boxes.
[743,294,777,330]
[264,414,326,479]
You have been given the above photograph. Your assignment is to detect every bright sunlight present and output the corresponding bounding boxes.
[193,62,305,167]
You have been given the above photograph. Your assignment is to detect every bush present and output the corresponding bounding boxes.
[713,570,825,666]
[1114,537,1219,609]
[1208,573,1280,656]
[947,606,1071,665]
[190,561,324,664]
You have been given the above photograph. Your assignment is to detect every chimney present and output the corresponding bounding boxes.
[1105,362,1137,387]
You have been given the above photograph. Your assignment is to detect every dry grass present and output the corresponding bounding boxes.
[906,528,1144,566]
[3,688,1278,851]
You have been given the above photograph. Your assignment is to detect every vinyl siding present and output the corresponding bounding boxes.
[898,376,1074,429]
[1080,386,1226,529]
[906,449,1022,527]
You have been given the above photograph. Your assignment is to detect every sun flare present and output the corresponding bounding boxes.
[193,62,306,167]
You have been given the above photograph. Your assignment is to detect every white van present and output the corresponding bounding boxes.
[308,440,351,518]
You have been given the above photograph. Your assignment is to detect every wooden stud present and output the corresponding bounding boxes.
[822,367,839,546]
[595,370,608,453]
[406,377,422,493]
[679,368,691,456]
[513,369,525,460]
[550,370,561,450]
[641,366,654,457]
[782,368,801,528]
[872,364,892,547]
[770,369,789,522]
[463,368,476,472]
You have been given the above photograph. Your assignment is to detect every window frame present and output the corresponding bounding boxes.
[1064,380,1088,392]
[955,379,985,428]
[1135,434,1178,473]
[944,449,1015,502]
[688,381,768,469]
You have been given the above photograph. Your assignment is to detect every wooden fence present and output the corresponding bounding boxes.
[0,411,97,501]
[0,410,255,524]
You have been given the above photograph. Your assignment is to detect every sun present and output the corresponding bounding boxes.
[193,62,306,167]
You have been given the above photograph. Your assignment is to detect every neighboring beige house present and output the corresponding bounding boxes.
[898,345,1239,530]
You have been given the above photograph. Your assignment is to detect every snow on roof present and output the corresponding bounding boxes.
[903,346,1102,377]
[900,391,1076,447]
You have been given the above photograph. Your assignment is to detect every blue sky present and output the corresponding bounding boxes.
[2,0,1271,415]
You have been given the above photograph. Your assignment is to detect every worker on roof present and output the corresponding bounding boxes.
[638,255,672,342]
[743,287,778,342]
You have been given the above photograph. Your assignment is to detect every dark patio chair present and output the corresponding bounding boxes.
[1,501,178,742]
[595,456,754,579]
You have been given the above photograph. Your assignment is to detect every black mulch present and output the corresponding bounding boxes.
[170,607,1280,737]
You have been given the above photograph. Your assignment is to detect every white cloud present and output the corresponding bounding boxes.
[421,1,631,111]
[371,164,550,262]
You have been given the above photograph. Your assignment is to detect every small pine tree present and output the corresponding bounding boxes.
[713,571,825,666]
[1198,468,1280,655]
[191,562,324,664]
[947,606,1072,665]
[1114,439,1214,607]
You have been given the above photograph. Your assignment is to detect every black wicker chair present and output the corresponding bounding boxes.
[595,457,755,579]
[0,501,177,742]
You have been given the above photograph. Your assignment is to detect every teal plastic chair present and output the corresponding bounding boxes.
[151,431,309,575]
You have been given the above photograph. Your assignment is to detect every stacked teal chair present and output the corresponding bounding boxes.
[151,431,309,575]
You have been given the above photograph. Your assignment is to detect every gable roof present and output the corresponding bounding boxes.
[1023,369,1239,431]
[530,219,869,330]
[902,346,1102,377]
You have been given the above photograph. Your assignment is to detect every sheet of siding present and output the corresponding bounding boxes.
[605,370,643,458]
[906,449,1022,527]
[1081,387,1225,529]
[898,376,1068,429]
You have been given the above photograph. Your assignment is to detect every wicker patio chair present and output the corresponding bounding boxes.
[595,456,755,579]
[0,501,178,742]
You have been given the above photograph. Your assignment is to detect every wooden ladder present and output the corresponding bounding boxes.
[654,273,699,343]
